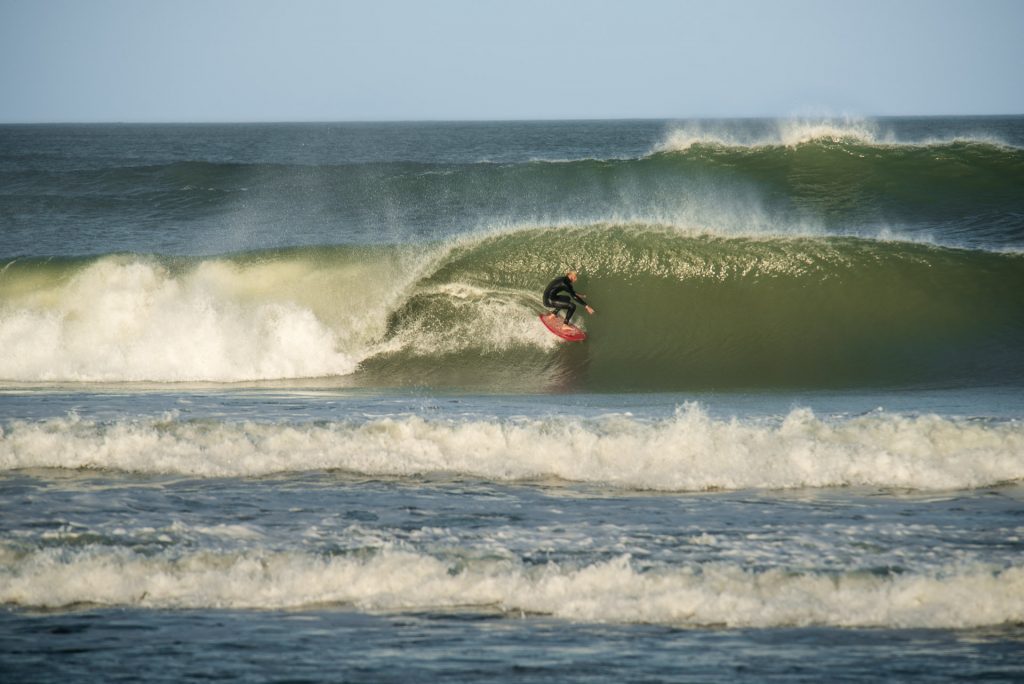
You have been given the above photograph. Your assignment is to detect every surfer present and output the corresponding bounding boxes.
[543,270,594,326]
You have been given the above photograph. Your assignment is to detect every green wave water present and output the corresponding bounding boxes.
[3,225,1021,391]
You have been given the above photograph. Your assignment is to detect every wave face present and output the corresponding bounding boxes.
[1,227,1022,390]
[3,405,1022,490]
[649,128,1024,246]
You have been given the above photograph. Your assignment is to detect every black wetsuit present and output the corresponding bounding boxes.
[543,276,588,324]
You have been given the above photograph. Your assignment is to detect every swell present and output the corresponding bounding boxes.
[3,134,1023,255]
[649,135,1024,244]
[1,227,1022,389]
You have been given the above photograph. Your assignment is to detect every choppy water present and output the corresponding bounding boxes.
[2,118,1023,682]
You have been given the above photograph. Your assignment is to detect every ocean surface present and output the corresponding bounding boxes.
[1,117,1023,682]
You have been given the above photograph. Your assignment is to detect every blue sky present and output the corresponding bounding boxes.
[1,0,1022,122]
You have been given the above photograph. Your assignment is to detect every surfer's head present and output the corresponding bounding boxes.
[567,270,578,282]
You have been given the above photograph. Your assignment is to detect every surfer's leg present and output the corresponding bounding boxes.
[561,299,577,324]
[549,294,573,321]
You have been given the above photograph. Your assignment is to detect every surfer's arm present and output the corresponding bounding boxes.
[562,282,594,312]
[565,282,587,304]
[569,288,594,314]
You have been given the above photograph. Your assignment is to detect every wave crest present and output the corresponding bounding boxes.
[3,405,1022,490]
[2,545,1021,628]
[653,117,1016,152]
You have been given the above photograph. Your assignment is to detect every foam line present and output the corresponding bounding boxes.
[2,406,1022,490]
[2,546,1021,628]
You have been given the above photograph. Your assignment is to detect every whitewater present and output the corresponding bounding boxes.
[3,406,1023,490]
[2,118,1023,683]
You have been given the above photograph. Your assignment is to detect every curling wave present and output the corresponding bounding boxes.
[1,226,1021,390]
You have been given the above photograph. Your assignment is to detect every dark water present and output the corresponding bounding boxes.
[4,611,1023,683]
[2,118,1023,682]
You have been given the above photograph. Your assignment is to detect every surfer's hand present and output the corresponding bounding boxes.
[585,305,595,314]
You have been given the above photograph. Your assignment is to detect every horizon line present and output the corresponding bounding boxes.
[2,113,1024,126]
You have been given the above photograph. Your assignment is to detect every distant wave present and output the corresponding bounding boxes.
[1,227,1021,389]
[652,117,1021,152]
[3,405,1023,490]
[4,122,1022,259]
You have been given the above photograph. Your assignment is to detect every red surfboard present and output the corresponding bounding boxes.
[539,312,587,342]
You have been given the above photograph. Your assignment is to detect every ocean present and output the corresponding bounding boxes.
[1,117,1022,682]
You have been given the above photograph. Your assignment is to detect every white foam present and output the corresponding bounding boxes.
[0,253,434,382]
[2,546,1020,628]
[375,281,557,357]
[653,118,881,153]
[652,117,1015,153]
[0,239,575,382]
[774,118,884,147]
[2,405,1022,491]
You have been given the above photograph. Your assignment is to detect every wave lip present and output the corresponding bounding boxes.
[3,406,1022,491]
[652,117,1020,152]
[2,546,1021,628]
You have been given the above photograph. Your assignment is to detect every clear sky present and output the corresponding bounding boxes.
[1,0,1022,122]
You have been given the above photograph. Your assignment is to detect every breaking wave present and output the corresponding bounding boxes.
[3,405,1022,490]
[2,545,1021,628]
[1,227,1021,390]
